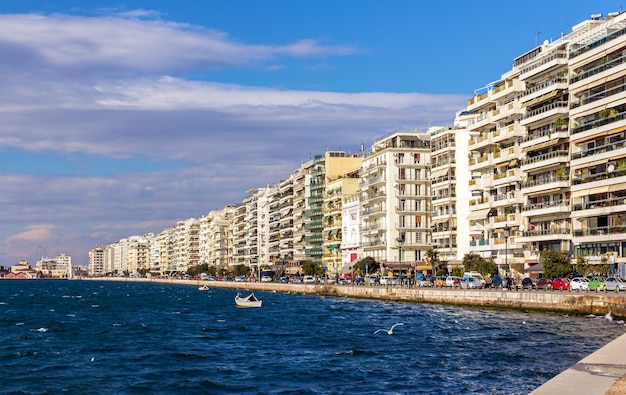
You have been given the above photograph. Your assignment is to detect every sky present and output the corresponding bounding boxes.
[0,1,621,266]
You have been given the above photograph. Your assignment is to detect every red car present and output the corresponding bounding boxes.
[551,278,571,291]
[536,278,552,290]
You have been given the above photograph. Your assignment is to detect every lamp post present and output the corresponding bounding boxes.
[333,245,340,284]
[396,237,404,286]
[504,225,511,275]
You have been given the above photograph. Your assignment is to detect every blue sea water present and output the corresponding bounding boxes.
[0,280,624,395]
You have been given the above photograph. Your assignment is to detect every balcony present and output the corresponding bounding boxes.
[570,81,626,110]
[572,138,626,160]
[521,101,569,125]
[572,109,626,135]
[522,199,571,216]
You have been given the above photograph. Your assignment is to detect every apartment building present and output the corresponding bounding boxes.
[305,152,363,266]
[568,12,626,270]
[88,246,104,276]
[322,172,360,278]
[464,11,626,276]
[360,130,432,275]
[430,118,473,272]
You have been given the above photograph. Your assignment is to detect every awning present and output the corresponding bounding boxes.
[609,125,626,135]
[588,186,609,195]
[521,90,560,108]
[431,219,448,227]
[572,189,590,198]
[467,208,491,220]
[508,159,518,167]
[285,266,302,275]
[609,184,625,192]
[431,168,449,178]
[522,138,559,153]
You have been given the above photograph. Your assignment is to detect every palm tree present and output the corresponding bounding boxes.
[425,248,440,277]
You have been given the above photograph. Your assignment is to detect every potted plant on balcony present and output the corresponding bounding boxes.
[553,117,566,131]
[555,168,568,180]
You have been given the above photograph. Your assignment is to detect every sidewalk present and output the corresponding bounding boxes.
[529,332,626,395]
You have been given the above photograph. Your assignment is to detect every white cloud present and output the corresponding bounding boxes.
[0,10,467,266]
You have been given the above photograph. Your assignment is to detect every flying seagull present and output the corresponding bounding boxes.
[374,323,404,335]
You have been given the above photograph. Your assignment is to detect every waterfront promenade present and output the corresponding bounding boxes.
[82,277,626,394]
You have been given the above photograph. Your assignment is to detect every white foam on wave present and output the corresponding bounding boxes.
[32,327,49,332]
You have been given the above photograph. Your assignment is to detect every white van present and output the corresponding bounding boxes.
[303,275,316,284]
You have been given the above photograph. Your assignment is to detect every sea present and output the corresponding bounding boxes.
[1,280,624,395]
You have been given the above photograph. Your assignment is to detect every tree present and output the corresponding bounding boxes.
[542,249,572,279]
[233,264,251,277]
[302,261,323,276]
[352,257,379,275]
[425,248,439,276]
[462,253,498,276]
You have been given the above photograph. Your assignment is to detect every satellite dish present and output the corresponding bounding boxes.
[608,164,615,173]
[519,224,525,232]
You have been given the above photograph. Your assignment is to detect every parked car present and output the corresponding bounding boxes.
[380,277,399,285]
[463,272,486,287]
[460,277,483,289]
[551,278,571,291]
[435,276,447,287]
[588,276,605,292]
[490,275,503,288]
[366,276,380,285]
[603,277,626,293]
[303,275,316,284]
[569,277,590,292]
[519,277,537,290]
[279,276,289,283]
[417,278,434,287]
[536,278,552,290]
[261,275,272,282]
[446,276,462,288]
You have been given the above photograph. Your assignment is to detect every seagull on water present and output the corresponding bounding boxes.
[374,323,404,335]
[605,311,614,322]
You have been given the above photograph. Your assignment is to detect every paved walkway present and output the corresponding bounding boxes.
[529,332,626,394]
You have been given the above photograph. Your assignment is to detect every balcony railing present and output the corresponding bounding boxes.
[573,225,626,237]
[521,228,571,237]
[523,101,568,120]
[522,199,570,212]
[571,81,626,109]
[571,53,626,84]
[573,196,626,211]
[520,150,569,166]
[572,109,626,135]
[572,138,626,160]
[570,25,626,59]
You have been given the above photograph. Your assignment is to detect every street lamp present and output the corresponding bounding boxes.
[333,245,340,284]
[396,237,404,285]
[504,224,511,275]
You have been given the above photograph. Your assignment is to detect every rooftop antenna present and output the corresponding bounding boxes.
[535,31,542,46]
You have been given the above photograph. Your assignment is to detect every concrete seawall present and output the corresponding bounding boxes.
[82,277,626,393]
[85,277,626,317]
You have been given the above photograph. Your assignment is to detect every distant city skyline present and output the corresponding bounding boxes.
[0,1,619,265]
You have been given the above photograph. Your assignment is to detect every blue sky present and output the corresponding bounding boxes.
[0,1,620,266]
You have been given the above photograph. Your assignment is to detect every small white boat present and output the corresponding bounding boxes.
[198,285,209,291]
[235,292,262,308]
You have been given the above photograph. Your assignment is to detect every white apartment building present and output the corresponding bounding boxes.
[568,12,626,272]
[360,130,432,276]
[88,246,104,276]
[464,10,626,277]
[430,117,473,272]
